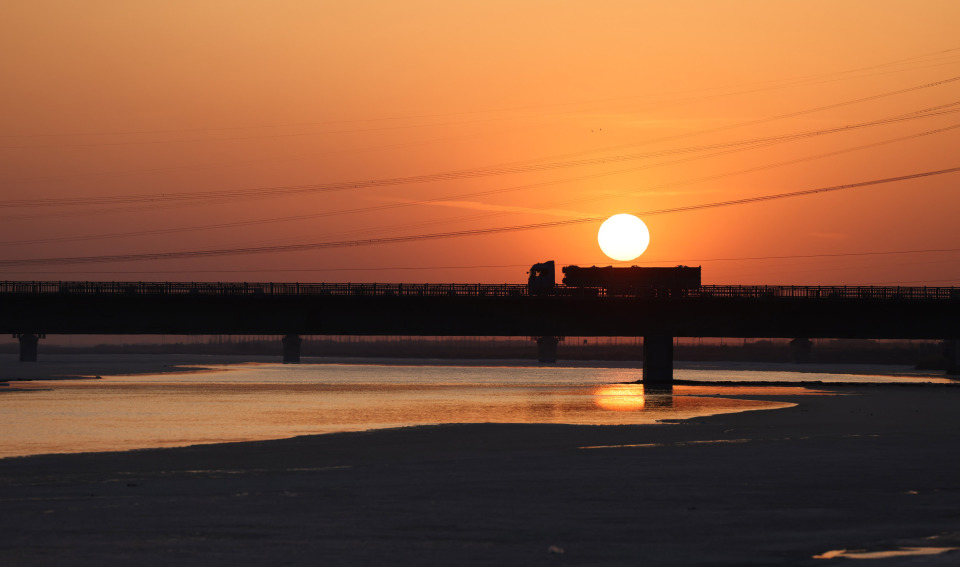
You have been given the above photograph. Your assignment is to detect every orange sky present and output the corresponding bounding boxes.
[1,1,959,285]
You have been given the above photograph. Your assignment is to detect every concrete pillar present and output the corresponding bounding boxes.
[790,337,813,363]
[536,336,559,363]
[16,333,42,362]
[644,383,675,409]
[643,335,673,383]
[947,340,960,375]
[282,334,302,364]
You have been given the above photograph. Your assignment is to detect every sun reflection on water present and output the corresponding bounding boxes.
[593,384,646,411]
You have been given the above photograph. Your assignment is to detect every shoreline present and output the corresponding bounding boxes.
[1,352,953,382]
[3,384,960,565]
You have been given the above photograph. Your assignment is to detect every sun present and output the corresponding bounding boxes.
[598,214,650,261]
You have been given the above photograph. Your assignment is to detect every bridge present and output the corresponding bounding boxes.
[3,280,960,382]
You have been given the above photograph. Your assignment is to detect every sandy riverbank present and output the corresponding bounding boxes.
[0,354,279,381]
[3,384,960,565]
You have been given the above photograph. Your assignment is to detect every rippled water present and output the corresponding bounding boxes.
[0,358,948,459]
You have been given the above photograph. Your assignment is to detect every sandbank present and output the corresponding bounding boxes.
[3,384,960,565]
[0,353,278,382]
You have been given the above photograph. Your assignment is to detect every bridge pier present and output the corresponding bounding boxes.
[535,336,560,363]
[790,337,813,363]
[15,333,43,362]
[282,334,302,364]
[642,335,673,383]
[947,340,960,375]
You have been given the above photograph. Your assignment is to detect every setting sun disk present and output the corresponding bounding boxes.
[598,214,650,261]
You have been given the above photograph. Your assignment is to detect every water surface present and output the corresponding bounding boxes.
[0,361,814,458]
[2,358,949,459]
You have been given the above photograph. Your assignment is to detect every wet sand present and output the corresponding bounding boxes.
[3,384,960,565]
[0,354,279,382]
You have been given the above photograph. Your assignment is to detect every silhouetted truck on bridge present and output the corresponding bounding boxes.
[528,261,701,296]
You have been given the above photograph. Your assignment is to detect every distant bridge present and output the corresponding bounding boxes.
[3,281,959,381]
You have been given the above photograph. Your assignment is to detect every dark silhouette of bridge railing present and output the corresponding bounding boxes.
[692,285,960,301]
[0,281,527,297]
[2,281,959,301]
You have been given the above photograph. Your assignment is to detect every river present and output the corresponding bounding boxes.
[0,355,952,458]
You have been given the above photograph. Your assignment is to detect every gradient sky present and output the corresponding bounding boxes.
[2,1,959,285]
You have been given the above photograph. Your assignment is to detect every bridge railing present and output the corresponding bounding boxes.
[551,285,960,300]
[690,285,960,301]
[1,281,958,301]
[0,281,530,298]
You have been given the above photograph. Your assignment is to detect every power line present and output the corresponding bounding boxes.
[6,114,959,248]
[540,121,960,212]
[3,99,957,216]
[504,73,960,167]
[866,278,960,285]
[2,166,956,267]
[7,247,960,277]
[4,47,956,141]
[633,247,960,264]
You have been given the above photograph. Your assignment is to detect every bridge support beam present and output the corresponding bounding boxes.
[15,333,43,362]
[535,336,559,363]
[643,335,673,383]
[282,334,302,364]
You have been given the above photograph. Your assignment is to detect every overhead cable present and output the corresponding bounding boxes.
[1,166,957,267]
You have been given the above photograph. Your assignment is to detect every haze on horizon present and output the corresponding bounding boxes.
[1,1,959,286]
